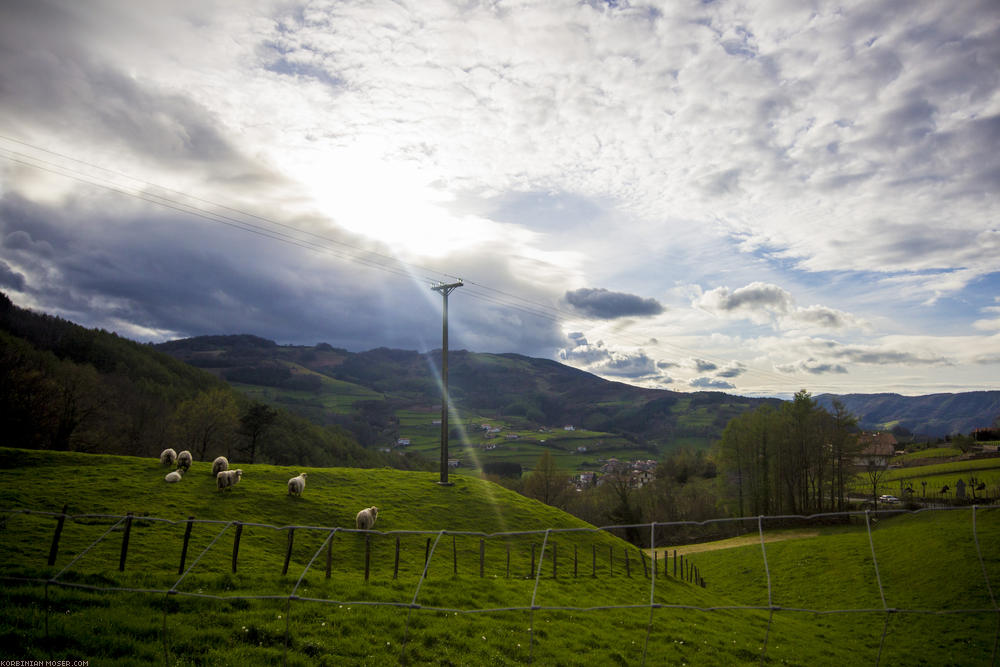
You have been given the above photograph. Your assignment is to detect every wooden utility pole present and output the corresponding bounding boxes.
[431,281,463,486]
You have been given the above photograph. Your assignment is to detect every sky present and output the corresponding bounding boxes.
[0,0,998,398]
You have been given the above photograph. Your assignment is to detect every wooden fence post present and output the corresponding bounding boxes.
[679,554,684,581]
[364,535,371,582]
[425,538,431,570]
[231,522,243,574]
[282,528,295,576]
[394,536,400,580]
[479,539,485,578]
[47,504,68,567]
[673,550,677,578]
[653,551,657,577]
[641,550,648,578]
[178,516,194,575]
[118,512,133,572]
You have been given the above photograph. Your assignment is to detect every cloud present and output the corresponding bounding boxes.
[558,338,661,379]
[689,377,736,390]
[692,358,718,372]
[1,0,997,396]
[775,359,849,375]
[972,305,1000,332]
[0,261,26,291]
[565,287,664,320]
[716,362,747,378]
[695,282,865,330]
[696,282,792,315]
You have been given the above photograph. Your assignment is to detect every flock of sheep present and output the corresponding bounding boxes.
[159,448,378,530]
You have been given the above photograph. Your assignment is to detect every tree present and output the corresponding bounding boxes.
[865,460,889,506]
[830,400,859,512]
[171,388,239,460]
[523,450,569,508]
[239,402,277,464]
[715,392,860,517]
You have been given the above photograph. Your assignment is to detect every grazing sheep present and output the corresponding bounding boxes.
[165,469,184,483]
[177,450,193,471]
[287,472,307,496]
[216,469,243,491]
[160,448,177,465]
[212,456,229,476]
[355,506,378,530]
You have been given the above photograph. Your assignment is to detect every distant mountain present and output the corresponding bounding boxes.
[815,392,1000,438]
[157,335,782,452]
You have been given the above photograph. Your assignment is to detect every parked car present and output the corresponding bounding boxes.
[879,494,899,504]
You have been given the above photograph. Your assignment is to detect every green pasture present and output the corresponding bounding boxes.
[232,376,382,415]
[671,509,1000,665]
[894,446,963,462]
[1,448,997,664]
[851,458,1000,500]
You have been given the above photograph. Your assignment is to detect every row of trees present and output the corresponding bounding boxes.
[509,391,867,545]
[713,390,860,516]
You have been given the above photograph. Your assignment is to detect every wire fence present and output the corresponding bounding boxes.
[1,505,998,665]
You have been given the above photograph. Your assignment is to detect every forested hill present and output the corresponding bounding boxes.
[815,392,1000,438]
[157,335,783,450]
[0,293,427,471]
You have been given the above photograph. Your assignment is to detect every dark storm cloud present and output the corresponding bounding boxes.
[565,287,664,320]
[0,194,566,354]
[0,261,26,290]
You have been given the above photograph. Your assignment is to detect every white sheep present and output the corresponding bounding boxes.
[177,450,193,470]
[287,472,307,496]
[212,456,229,476]
[165,469,184,483]
[355,506,378,530]
[160,448,177,465]
[216,469,243,491]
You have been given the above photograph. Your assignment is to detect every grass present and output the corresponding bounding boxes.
[850,458,1000,500]
[895,447,963,462]
[1,447,998,665]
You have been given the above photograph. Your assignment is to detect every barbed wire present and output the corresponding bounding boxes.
[1,505,998,665]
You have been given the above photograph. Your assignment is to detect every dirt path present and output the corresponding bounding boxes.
[644,529,821,558]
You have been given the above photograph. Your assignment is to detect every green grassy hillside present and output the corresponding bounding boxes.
[686,510,1000,665]
[1,448,996,665]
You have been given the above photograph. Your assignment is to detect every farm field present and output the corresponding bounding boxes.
[395,411,647,474]
[1,448,998,665]
[851,457,1000,502]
